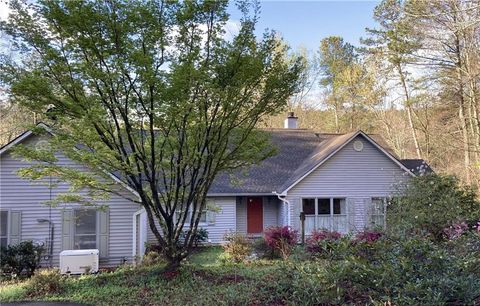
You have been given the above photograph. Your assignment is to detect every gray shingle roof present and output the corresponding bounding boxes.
[209,129,432,195]
[209,129,331,194]
[400,159,433,175]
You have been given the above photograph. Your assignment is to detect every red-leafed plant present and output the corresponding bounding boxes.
[354,230,383,244]
[264,226,298,259]
[305,229,345,258]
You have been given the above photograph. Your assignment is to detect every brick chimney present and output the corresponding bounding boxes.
[284,112,298,129]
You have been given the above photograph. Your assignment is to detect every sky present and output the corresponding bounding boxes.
[227,0,380,52]
[0,1,380,52]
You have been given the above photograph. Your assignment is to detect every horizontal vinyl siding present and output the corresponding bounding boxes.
[0,135,140,268]
[146,197,237,245]
[236,196,247,234]
[263,196,279,229]
[207,197,236,242]
[287,135,408,232]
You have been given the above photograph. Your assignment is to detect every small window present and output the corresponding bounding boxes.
[74,210,97,250]
[333,198,346,215]
[317,199,330,215]
[302,199,315,215]
[370,198,386,228]
[0,211,8,248]
[176,206,207,224]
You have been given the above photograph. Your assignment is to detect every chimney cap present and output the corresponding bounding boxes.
[287,111,298,118]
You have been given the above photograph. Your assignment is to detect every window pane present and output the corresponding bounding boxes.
[371,215,385,227]
[0,211,7,237]
[372,198,385,214]
[302,199,315,215]
[318,199,330,215]
[74,235,96,249]
[75,210,96,235]
[0,237,7,248]
[333,199,346,215]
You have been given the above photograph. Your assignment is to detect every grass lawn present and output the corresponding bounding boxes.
[1,241,479,305]
[0,247,294,306]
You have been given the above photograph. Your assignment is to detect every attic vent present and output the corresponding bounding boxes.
[35,140,50,151]
[353,140,364,152]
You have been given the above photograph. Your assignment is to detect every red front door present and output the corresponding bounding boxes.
[247,197,263,234]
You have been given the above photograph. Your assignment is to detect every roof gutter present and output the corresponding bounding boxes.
[273,191,290,227]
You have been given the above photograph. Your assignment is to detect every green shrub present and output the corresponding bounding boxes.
[180,228,209,247]
[220,232,251,264]
[251,238,275,259]
[24,269,65,297]
[288,235,480,305]
[388,174,480,240]
[0,241,44,278]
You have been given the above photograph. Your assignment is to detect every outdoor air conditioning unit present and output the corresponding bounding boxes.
[59,249,99,274]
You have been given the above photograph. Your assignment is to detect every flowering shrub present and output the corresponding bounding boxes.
[443,222,469,240]
[387,174,480,241]
[354,230,383,244]
[264,226,298,259]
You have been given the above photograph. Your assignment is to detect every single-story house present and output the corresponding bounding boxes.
[0,113,431,267]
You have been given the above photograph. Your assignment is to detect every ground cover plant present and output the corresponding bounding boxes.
[2,176,480,305]
[1,233,479,305]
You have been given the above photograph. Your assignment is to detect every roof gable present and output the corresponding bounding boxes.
[0,123,139,198]
[0,123,52,156]
[280,131,414,193]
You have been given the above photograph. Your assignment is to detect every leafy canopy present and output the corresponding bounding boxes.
[0,0,303,264]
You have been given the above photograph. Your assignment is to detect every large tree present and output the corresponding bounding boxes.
[318,36,356,132]
[0,0,302,268]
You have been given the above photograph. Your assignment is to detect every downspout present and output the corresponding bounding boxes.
[273,191,290,227]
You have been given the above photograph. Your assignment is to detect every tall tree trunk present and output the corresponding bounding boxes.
[397,64,422,159]
[454,32,472,184]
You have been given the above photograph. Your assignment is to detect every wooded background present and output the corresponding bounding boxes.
[1,0,480,185]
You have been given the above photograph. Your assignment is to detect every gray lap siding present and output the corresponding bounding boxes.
[0,135,140,268]
[286,135,408,232]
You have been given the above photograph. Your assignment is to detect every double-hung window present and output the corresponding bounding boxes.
[176,205,209,225]
[0,211,8,248]
[74,209,97,250]
[302,198,348,233]
[369,198,386,229]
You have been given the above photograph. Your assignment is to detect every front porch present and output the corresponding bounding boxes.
[235,196,284,236]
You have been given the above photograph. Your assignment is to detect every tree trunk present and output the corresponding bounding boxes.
[397,64,422,159]
[454,29,472,184]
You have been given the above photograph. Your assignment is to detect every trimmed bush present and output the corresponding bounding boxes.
[0,241,44,278]
[220,232,252,264]
[263,226,298,259]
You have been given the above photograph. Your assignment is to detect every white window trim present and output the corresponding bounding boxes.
[301,197,348,232]
[0,210,10,247]
[370,197,387,229]
[73,209,99,250]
